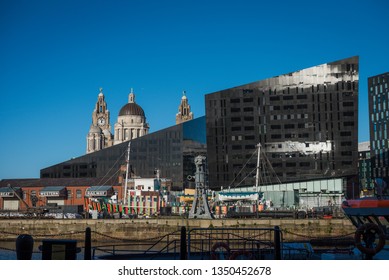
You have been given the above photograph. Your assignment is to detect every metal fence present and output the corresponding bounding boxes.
[93,226,315,260]
[187,227,281,260]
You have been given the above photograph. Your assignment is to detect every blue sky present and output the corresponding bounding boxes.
[1,0,388,179]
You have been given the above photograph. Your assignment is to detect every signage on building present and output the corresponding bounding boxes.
[86,190,107,197]
[40,191,60,197]
[0,192,15,198]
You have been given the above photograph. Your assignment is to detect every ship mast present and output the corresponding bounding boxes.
[255,143,261,192]
[123,141,131,205]
[255,143,261,218]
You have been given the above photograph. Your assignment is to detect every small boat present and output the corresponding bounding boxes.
[341,196,389,257]
[341,197,389,217]
[218,191,261,202]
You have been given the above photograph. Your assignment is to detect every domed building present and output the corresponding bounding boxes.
[114,89,149,145]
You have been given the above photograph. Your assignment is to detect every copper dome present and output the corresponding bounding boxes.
[118,102,145,117]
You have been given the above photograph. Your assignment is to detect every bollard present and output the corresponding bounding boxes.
[16,234,34,260]
[180,226,187,260]
[274,226,281,260]
[84,227,92,260]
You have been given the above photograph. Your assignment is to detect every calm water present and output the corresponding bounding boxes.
[2,240,389,260]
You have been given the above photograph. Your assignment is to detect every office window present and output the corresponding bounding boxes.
[344,121,354,126]
[340,131,352,136]
[284,124,295,129]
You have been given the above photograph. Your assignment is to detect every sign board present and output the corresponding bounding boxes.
[86,191,107,197]
[0,192,15,198]
[40,191,60,197]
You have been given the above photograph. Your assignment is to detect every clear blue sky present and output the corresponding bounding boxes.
[1,0,388,179]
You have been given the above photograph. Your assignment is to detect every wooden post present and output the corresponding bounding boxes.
[16,234,34,260]
[84,227,92,260]
[274,226,281,260]
[180,226,187,260]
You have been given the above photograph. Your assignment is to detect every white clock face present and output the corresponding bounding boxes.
[98,117,106,126]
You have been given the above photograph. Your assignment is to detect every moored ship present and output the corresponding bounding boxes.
[342,196,389,257]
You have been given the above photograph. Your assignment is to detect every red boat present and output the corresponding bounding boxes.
[342,197,389,257]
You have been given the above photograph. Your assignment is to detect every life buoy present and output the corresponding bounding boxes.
[354,223,386,256]
[229,250,253,260]
[210,242,231,260]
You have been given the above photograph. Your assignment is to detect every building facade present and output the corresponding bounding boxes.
[368,72,389,193]
[114,89,149,145]
[358,142,374,195]
[86,89,114,153]
[41,117,207,191]
[0,178,122,213]
[205,57,359,197]
[176,91,194,124]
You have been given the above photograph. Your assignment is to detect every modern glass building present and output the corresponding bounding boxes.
[358,142,373,192]
[368,72,389,191]
[41,117,207,190]
[205,57,359,197]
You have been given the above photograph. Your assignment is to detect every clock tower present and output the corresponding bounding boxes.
[176,90,194,124]
[86,88,114,154]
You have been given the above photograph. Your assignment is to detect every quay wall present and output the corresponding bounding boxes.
[0,218,356,242]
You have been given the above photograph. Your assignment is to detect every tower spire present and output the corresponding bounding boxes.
[129,88,135,103]
[176,90,193,124]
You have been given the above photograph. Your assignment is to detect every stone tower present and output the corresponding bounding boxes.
[176,90,194,124]
[86,88,114,154]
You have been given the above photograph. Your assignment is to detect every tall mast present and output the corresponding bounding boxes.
[123,141,131,205]
[255,143,261,192]
[255,143,261,219]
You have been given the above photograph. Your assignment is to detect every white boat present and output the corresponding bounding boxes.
[218,191,260,202]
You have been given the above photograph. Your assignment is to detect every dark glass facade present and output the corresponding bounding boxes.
[41,117,206,190]
[368,72,389,189]
[358,142,373,191]
[205,57,359,196]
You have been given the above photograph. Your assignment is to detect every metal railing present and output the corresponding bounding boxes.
[93,226,315,260]
[187,227,282,260]
[92,230,182,260]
